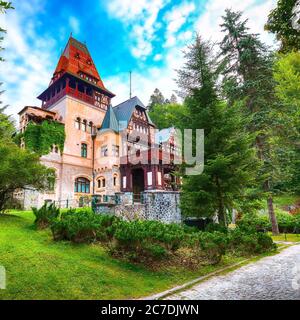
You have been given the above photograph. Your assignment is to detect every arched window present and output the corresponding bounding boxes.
[87,121,93,134]
[82,119,87,132]
[113,175,117,186]
[97,177,106,189]
[81,143,87,158]
[74,177,90,193]
[75,117,81,130]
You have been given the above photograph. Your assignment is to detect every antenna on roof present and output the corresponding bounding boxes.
[129,71,132,99]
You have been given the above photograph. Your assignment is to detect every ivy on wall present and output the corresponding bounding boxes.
[15,120,65,156]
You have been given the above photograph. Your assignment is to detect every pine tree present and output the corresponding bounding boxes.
[0,1,14,62]
[220,9,287,234]
[177,36,259,226]
[148,88,166,111]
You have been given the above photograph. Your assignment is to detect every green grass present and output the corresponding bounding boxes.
[270,233,300,243]
[0,211,247,300]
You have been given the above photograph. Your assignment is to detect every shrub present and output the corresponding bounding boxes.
[197,231,228,264]
[112,220,187,261]
[228,227,275,255]
[32,202,60,229]
[50,209,118,243]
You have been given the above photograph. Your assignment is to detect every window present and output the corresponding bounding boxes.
[75,117,81,130]
[97,177,106,189]
[74,177,90,193]
[147,172,152,186]
[112,145,119,157]
[157,172,162,186]
[101,145,108,157]
[87,121,93,134]
[113,175,117,186]
[82,120,87,132]
[81,143,87,158]
[122,176,127,188]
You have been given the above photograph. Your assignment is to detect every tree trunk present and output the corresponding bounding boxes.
[216,177,227,227]
[267,196,279,235]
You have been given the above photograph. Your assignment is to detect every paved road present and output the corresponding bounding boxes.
[166,245,300,300]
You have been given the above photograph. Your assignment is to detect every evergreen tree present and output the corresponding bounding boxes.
[0,1,14,62]
[177,36,259,226]
[148,88,165,111]
[0,83,14,140]
[219,9,291,234]
[170,94,178,104]
[265,0,300,53]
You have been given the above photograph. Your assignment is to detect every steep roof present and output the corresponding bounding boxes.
[113,96,154,127]
[99,105,119,133]
[50,36,113,96]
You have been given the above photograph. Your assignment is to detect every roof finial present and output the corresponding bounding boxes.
[129,71,132,99]
[70,32,73,38]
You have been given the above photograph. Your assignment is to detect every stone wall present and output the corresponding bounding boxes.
[143,191,181,223]
[94,191,181,223]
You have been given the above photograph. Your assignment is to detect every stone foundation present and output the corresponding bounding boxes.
[94,191,181,223]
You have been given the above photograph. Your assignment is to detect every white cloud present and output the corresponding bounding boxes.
[0,8,57,122]
[195,0,278,47]
[69,16,80,35]
[106,0,169,59]
[106,46,185,106]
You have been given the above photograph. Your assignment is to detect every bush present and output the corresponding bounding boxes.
[112,220,188,261]
[228,227,276,255]
[197,231,228,264]
[50,209,118,243]
[32,202,60,229]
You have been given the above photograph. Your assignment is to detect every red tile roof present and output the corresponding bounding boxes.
[51,37,106,91]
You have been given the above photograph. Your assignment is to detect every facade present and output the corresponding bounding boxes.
[17,36,181,217]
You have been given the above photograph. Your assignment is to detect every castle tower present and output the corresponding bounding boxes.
[35,36,115,203]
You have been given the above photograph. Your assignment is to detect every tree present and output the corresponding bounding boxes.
[0,142,55,212]
[273,52,300,193]
[177,36,259,226]
[0,1,14,62]
[148,88,165,111]
[265,0,300,53]
[219,9,291,235]
[170,94,178,104]
[0,83,14,141]
[149,102,189,130]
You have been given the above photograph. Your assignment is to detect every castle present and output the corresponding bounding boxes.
[16,37,181,222]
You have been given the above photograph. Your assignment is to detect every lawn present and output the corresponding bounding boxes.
[0,210,246,300]
[271,233,300,243]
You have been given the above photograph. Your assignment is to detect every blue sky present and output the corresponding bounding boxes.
[0,0,277,120]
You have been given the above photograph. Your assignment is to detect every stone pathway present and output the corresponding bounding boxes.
[165,245,300,300]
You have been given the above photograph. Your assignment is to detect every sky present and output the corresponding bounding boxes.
[0,0,278,121]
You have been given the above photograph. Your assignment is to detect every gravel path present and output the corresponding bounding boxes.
[165,245,300,300]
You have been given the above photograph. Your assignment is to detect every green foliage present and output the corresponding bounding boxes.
[0,1,14,62]
[148,103,189,130]
[50,209,118,243]
[22,120,65,156]
[273,52,300,193]
[0,83,15,141]
[0,142,55,212]
[177,36,260,225]
[238,211,300,234]
[32,202,59,229]
[265,0,300,53]
[228,227,275,255]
